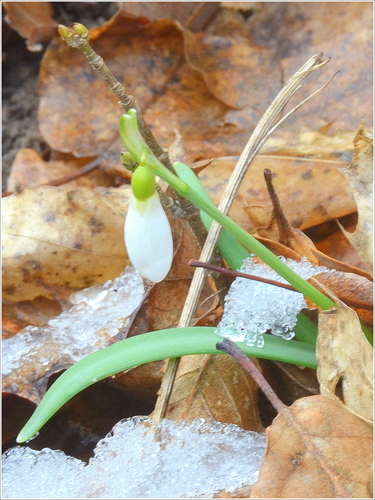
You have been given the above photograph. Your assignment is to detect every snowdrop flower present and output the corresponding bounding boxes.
[125,163,173,283]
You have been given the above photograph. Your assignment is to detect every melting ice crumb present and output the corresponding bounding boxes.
[2,417,267,499]
[216,256,329,347]
[2,267,144,378]
[2,448,85,499]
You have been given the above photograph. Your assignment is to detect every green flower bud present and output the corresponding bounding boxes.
[58,25,73,39]
[73,23,90,39]
[131,165,156,201]
[121,152,138,171]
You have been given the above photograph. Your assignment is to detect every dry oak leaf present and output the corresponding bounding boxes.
[311,248,373,282]
[118,1,220,31]
[316,299,373,424]
[257,2,373,134]
[6,148,113,193]
[209,2,372,153]
[339,123,373,274]
[263,128,360,161]
[38,9,279,165]
[310,271,373,325]
[160,354,264,432]
[2,185,130,301]
[38,14,187,158]
[251,395,373,498]
[199,155,355,233]
[2,297,63,339]
[182,27,281,110]
[3,1,57,51]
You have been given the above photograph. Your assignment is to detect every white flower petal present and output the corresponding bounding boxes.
[124,192,173,283]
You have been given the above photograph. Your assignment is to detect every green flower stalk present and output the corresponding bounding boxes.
[120,109,335,311]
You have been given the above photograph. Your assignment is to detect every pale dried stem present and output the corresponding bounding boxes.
[153,53,331,423]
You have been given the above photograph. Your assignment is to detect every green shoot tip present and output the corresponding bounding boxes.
[73,23,90,38]
[58,25,72,39]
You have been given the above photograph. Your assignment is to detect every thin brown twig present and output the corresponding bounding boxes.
[188,259,296,291]
[59,24,207,245]
[216,338,287,413]
[263,168,292,246]
[61,24,169,169]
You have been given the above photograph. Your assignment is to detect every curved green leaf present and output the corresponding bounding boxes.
[17,327,316,443]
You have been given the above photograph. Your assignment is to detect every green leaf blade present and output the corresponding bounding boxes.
[16,327,317,443]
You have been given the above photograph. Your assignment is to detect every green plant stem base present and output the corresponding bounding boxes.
[17,327,317,443]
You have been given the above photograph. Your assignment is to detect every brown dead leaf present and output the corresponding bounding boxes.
[251,395,373,498]
[38,14,186,157]
[305,212,371,272]
[6,148,113,192]
[197,3,372,158]
[279,29,373,136]
[2,185,130,301]
[263,129,359,161]
[247,2,373,135]
[183,28,280,110]
[316,299,373,424]
[311,248,373,281]
[2,297,63,338]
[251,219,321,265]
[3,1,57,51]
[254,235,305,261]
[339,124,373,273]
[214,483,254,498]
[284,228,321,264]
[161,354,264,432]
[246,1,373,55]
[185,3,371,157]
[273,363,320,402]
[119,2,221,31]
[34,4,372,169]
[199,155,355,233]
[310,271,373,324]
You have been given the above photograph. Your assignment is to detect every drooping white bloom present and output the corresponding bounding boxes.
[125,192,173,283]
